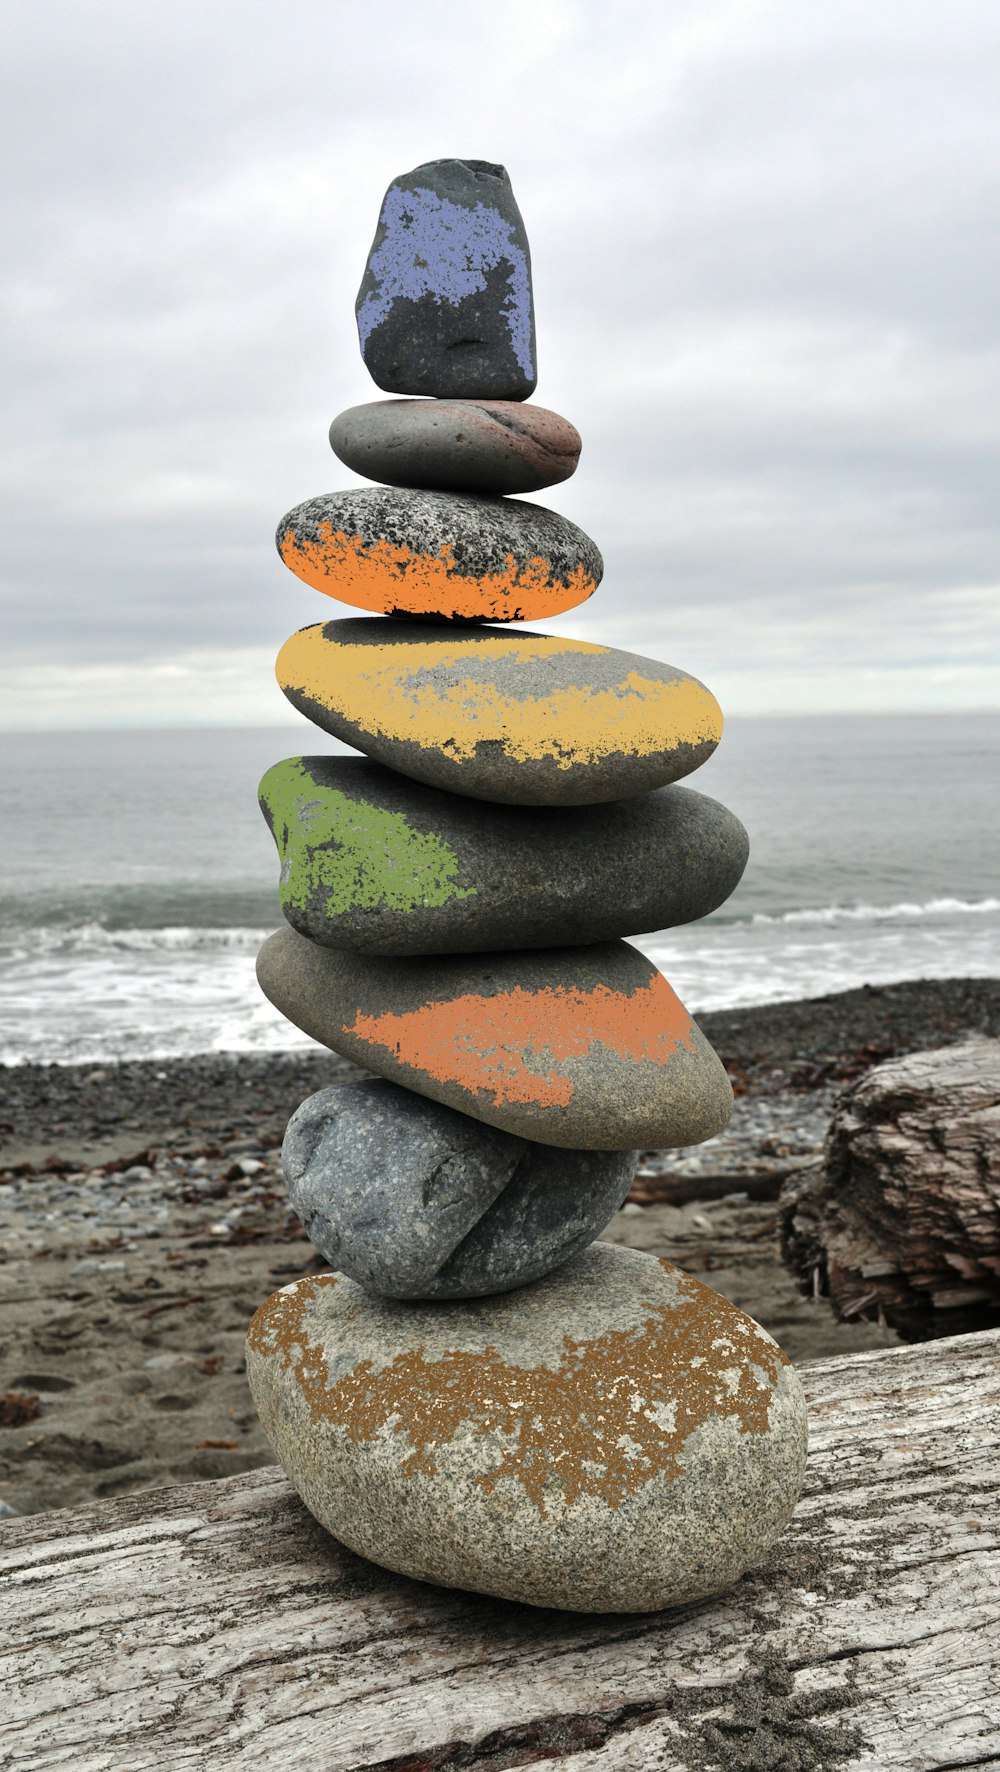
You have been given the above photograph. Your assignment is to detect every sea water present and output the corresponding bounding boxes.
[0,713,996,1064]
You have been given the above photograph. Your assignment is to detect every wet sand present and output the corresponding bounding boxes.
[1,975,997,1519]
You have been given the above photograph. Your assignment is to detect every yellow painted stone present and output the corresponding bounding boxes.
[276,619,723,806]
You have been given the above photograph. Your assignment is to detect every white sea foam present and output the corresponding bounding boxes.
[0,924,307,1066]
[20,923,274,953]
[0,901,997,1065]
[749,896,1000,927]
[641,904,1000,1013]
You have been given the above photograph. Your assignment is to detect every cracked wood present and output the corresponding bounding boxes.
[3,1328,999,1771]
[782,1040,1000,1339]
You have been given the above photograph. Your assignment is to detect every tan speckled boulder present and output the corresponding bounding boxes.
[246,1243,807,1613]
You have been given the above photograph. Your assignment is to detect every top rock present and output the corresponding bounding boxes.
[356,160,537,401]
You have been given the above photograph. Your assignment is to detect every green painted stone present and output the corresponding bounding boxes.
[259,756,748,955]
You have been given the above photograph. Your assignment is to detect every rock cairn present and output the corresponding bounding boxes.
[247,158,807,1613]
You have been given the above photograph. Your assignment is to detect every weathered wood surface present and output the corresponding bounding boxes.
[3,1329,1000,1772]
[782,1040,1000,1339]
[628,1166,789,1207]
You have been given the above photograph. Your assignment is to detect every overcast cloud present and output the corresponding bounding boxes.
[2,0,999,727]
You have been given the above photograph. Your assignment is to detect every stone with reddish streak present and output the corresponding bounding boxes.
[329,399,581,496]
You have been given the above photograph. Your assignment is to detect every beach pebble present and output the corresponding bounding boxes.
[356,159,536,400]
[276,620,723,806]
[246,1243,807,1612]
[283,1079,636,1299]
[329,399,581,496]
[275,488,601,623]
[256,928,733,1150]
[259,756,748,955]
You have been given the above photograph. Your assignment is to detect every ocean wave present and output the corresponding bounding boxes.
[0,922,276,956]
[3,916,997,1065]
[748,896,1000,928]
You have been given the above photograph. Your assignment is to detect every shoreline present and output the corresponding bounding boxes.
[1,974,998,1521]
[3,974,999,1168]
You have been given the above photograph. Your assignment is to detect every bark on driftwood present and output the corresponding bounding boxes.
[4,1328,1000,1772]
[781,1039,1000,1340]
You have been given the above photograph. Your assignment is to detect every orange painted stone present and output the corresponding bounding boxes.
[276,488,601,622]
[256,928,733,1149]
[276,619,724,806]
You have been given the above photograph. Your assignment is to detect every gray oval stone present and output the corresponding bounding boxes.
[356,159,537,400]
[259,755,749,955]
[276,620,723,806]
[283,1079,637,1299]
[276,488,602,623]
[246,1243,808,1612]
[256,928,733,1150]
[329,399,581,496]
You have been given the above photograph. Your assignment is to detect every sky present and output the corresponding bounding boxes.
[2,0,999,729]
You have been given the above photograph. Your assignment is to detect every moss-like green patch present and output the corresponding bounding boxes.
[259,758,476,919]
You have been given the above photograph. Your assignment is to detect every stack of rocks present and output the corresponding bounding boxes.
[247,159,806,1613]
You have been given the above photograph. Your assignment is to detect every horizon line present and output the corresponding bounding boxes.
[0,704,998,739]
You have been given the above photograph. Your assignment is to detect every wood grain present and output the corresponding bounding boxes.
[3,1329,999,1771]
[782,1040,1000,1339]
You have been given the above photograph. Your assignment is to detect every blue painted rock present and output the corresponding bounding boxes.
[329,399,581,497]
[282,1079,637,1299]
[276,488,601,623]
[276,620,723,806]
[356,159,536,400]
[246,1243,808,1612]
[259,756,749,955]
[256,928,733,1150]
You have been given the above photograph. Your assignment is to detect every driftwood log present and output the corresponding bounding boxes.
[781,1039,1000,1340]
[4,1328,1000,1771]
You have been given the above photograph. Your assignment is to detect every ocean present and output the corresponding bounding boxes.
[0,713,996,1066]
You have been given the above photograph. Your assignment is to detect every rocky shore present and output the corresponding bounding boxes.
[1,975,997,1520]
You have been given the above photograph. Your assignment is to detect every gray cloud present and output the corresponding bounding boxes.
[2,0,999,725]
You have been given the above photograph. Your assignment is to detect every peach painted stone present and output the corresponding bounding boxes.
[255,928,733,1149]
[275,488,601,622]
[245,1243,808,1612]
[275,619,723,806]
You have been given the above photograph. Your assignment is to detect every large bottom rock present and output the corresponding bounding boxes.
[283,1079,637,1298]
[246,1243,807,1613]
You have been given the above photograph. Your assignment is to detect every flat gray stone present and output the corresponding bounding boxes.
[275,488,601,623]
[356,159,536,400]
[276,620,723,806]
[329,399,581,496]
[256,928,733,1150]
[259,755,749,955]
[246,1243,808,1612]
[282,1079,637,1299]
